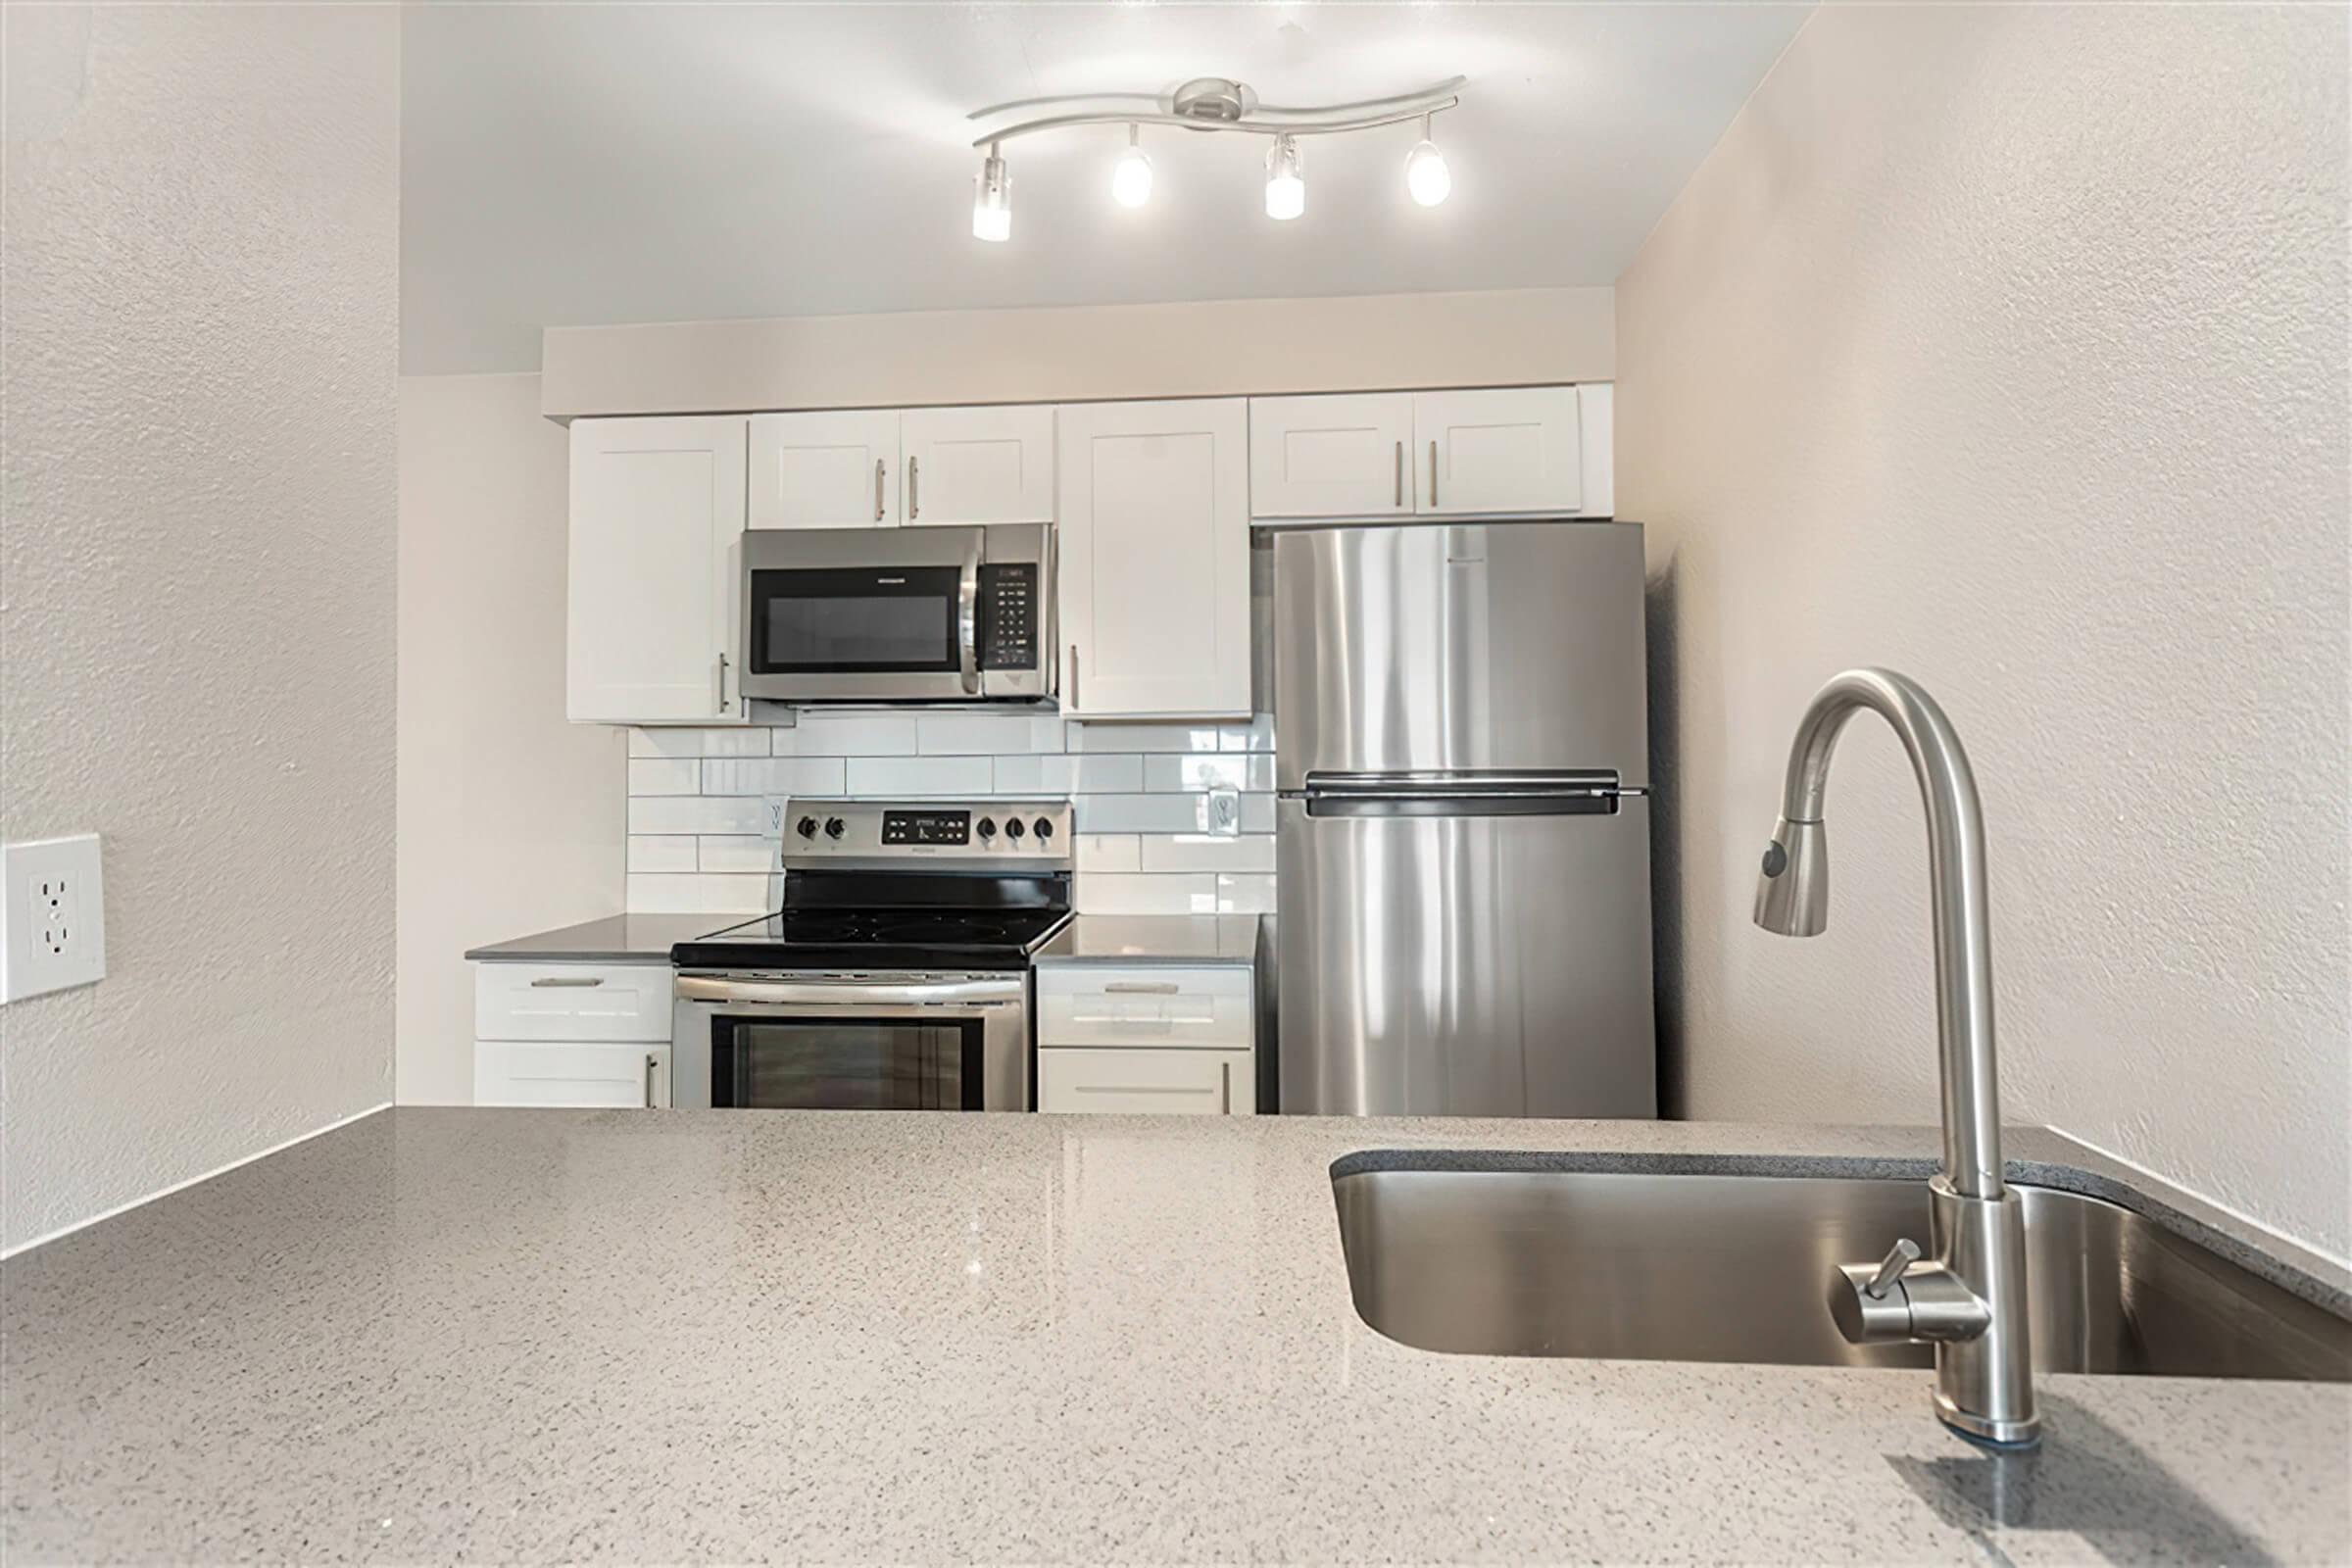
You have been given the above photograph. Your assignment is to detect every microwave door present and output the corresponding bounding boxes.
[741,527,978,702]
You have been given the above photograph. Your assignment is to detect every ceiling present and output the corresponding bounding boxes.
[400,3,1812,374]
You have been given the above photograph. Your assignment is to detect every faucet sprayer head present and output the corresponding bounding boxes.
[1754,816,1829,936]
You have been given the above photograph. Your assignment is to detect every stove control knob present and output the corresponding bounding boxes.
[975,816,997,841]
[796,816,819,840]
[823,816,846,841]
[1033,817,1054,841]
[1004,818,1025,842]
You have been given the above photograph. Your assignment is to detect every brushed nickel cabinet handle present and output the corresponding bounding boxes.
[874,458,885,522]
[1394,439,1403,507]
[1219,1059,1232,1114]
[1430,439,1439,509]
[1103,980,1181,995]
[644,1053,660,1108]
[907,455,919,520]
[1069,645,1080,710]
[717,652,731,712]
[529,976,604,989]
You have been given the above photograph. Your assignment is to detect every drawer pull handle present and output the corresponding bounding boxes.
[1220,1059,1232,1114]
[1102,981,1181,995]
[529,976,606,989]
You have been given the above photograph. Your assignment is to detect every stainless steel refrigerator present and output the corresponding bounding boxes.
[1273,520,1656,1119]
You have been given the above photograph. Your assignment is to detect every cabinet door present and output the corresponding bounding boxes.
[1057,398,1251,718]
[749,410,900,529]
[474,1041,671,1108]
[1412,386,1584,515]
[567,416,749,724]
[1038,1048,1253,1115]
[1248,393,1414,518]
[901,405,1054,525]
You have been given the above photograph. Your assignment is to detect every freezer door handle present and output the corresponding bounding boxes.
[1301,792,1620,818]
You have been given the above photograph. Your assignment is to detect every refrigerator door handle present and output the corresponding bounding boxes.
[1298,768,1622,797]
[1302,792,1620,818]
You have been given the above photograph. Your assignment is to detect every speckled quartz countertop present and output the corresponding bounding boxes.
[4,1109,2346,1565]
[464,911,749,962]
[1033,912,1262,964]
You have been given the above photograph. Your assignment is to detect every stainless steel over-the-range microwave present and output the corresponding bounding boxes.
[740,523,1054,704]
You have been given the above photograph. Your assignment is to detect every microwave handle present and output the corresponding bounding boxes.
[956,535,981,696]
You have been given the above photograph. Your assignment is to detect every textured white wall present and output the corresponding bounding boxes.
[1618,8,2349,1256]
[1,10,399,1250]
[397,374,626,1104]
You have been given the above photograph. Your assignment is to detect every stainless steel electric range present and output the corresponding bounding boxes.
[668,799,1073,1111]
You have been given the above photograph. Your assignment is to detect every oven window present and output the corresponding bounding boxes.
[712,1015,984,1110]
[750,567,959,673]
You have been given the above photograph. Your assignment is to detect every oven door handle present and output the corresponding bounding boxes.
[956,536,982,697]
[675,973,1023,1007]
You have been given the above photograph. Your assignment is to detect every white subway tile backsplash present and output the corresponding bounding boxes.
[1072,794,1214,833]
[1145,754,1275,794]
[846,756,996,797]
[1215,872,1277,913]
[780,713,919,757]
[995,753,1146,794]
[1074,872,1218,915]
[1139,834,1276,873]
[1241,794,1277,833]
[627,758,701,796]
[918,713,1062,756]
[627,835,698,873]
[701,757,849,797]
[630,796,770,836]
[625,872,769,914]
[699,836,775,873]
[1076,834,1141,873]
[1065,721,1224,754]
[628,727,776,760]
[1218,715,1275,753]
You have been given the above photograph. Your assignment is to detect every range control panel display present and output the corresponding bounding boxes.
[880,809,971,847]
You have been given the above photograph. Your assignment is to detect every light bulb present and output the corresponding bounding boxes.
[1404,140,1450,207]
[1404,114,1449,207]
[1264,133,1304,221]
[972,151,1010,242]
[1111,123,1153,209]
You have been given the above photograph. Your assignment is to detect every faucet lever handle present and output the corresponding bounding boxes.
[1866,1238,1923,1298]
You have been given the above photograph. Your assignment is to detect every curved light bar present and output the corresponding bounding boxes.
[964,75,1462,236]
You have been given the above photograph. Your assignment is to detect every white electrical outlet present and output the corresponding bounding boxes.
[2,834,106,1004]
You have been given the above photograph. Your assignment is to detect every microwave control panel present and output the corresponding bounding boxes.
[977,564,1037,670]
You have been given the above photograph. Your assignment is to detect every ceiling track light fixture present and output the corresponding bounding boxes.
[963,74,1461,237]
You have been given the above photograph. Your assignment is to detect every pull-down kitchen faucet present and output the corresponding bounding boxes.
[1754,668,2038,1449]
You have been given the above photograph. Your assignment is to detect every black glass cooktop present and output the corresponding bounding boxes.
[671,906,1069,973]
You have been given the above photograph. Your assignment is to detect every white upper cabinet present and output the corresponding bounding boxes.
[1058,398,1251,718]
[749,410,900,529]
[567,415,750,725]
[901,405,1055,526]
[1412,386,1584,515]
[1249,393,1415,518]
[1247,385,1607,520]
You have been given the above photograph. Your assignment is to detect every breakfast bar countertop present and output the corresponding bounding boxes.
[2,1106,2345,1565]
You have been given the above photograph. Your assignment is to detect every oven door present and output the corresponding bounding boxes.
[671,972,1030,1111]
[741,526,981,702]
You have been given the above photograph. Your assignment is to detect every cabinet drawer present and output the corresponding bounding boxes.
[1038,1048,1253,1115]
[1036,966,1252,1049]
[474,962,672,1042]
[474,1041,671,1108]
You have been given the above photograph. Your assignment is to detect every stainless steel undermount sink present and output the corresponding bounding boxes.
[1331,1164,2352,1382]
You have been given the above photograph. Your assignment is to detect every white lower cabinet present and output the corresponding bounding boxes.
[472,959,673,1107]
[1038,1048,1254,1115]
[1035,962,1256,1115]
[474,1041,671,1108]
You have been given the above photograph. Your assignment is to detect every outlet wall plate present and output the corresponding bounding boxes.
[2,833,107,1004]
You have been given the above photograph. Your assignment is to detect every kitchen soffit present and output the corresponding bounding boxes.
[401,3,1813,375]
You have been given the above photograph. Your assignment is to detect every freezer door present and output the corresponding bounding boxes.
[1273,521,1648,790]
[1276,795,1656,1118]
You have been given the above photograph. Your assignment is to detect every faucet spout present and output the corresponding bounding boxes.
[1755,668,2038,1449]
[1754,668,2004,1198]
